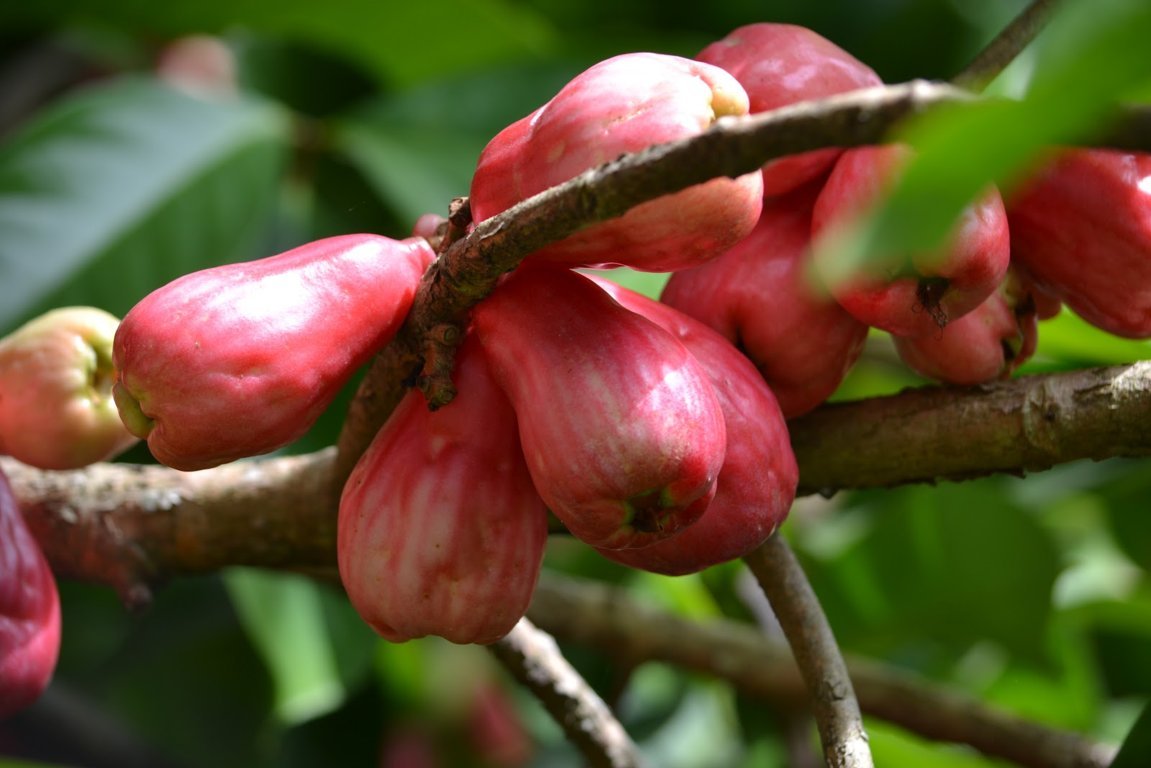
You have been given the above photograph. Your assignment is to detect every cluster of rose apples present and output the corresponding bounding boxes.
[4,22,1151,703]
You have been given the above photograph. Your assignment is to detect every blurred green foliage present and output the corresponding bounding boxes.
[2,0,1150,766]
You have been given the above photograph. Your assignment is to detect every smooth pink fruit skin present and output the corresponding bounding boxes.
[469,52,763,272]
[338,335,548,645]
[1,467,61,718]
[697,22,883,197]
[661,181,869,417]
[893,269,1040,385]
[1007,149,1151,338]
[811,144,1011,338]
[472,265,726,551]
[588,278,798,575]
[0,307,138,470]
[113,234,434,471]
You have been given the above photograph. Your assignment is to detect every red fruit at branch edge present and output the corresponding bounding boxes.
[338,334,548,645]
[697,22,883,197]
[472,265,726,550]
[0,467,61,718]
[469,52,763,273]
[1007,148,1151,338]
[661,181,869,418]
[892,269,1040,386]
[588,277,798,575]
[0,306,138,470]
[811,144,1011,338]
[113,234,434,471]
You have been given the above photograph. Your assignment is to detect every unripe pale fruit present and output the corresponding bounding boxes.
[1007,148,1151,338]
[661,181,868,417]
[1,467,61,718]
[338,335,548,645]
[472,265,727,550]
[812,144,1011,338]
[588,278,798,575]
[113,234,434,471]
[892,269,1040,386]
[0,307,138,470]
[697,23,883,197]
[469,52,763,272]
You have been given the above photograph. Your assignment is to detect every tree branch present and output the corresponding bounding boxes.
[790,361,1151,496]
[490,618,647,768]
[952,0,1060,91]
[8,362,1151,603]
[744,535,873,768]
[528,574,1116,768]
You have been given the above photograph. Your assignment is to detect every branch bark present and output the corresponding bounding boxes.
[952,0,1060,91]
[7,361,1151,603]
[490,618,647,768]
[745,536,872,768]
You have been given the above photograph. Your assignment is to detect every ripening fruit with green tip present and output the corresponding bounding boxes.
[0,306,138,470]
[469,52,763,273]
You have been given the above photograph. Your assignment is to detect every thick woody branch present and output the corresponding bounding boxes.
[528,574,1116,768]
[790,361,1151,496]
[490,618,647,768]
[745,536,872,768]
[8,362,1151,602]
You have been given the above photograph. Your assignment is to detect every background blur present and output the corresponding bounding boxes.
[2,1,1151,766]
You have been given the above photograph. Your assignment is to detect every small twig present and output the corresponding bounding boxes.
[489,618,647,768]
[529,574,1116,768]
[952,0,1060,92]
[744,535,873,768]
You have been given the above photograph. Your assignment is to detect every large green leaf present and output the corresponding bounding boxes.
[1112,699,1151,768]
[0,77,289,332]
[819,0,1151,281]
[0,0,556,89]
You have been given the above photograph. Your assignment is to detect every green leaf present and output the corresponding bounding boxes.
[821,0,1151,279]
[225,569,347,726]
[0,0,557,89]
[332,63,576,226]
[0,77,289,332]
[1112,700,1151,768]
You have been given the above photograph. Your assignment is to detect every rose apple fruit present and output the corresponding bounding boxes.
[892,269,1040,385]
[1006,148,1151,338]
[469,52,763,272]
[0,467,61,718]
[471,265,726,550]
[697,22,883,197]
[661,181,868,417]
[113,234,434,471]
[338,334,548,645]
[588,277,798,575]
[811,144,1011,338]
[0,306,138,470]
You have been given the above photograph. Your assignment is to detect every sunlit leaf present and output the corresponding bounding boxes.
[1111,699,1151,768]
[0,77,289,331]
[821,0,1151,280]
[225,569,347,725]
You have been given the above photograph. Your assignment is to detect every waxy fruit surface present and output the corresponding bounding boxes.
[0,467,60,718]
[893,269,1040,385]
[469,52,763,272]
[0,306,138,470]
[812,144,1011,338]
[1007,148,1151,338]
[697,22,883,197]
[590,278,798,575]
[113,234,434,471]
[472,265,726,550]
[339,335,548,645]
[661,181,868,417]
